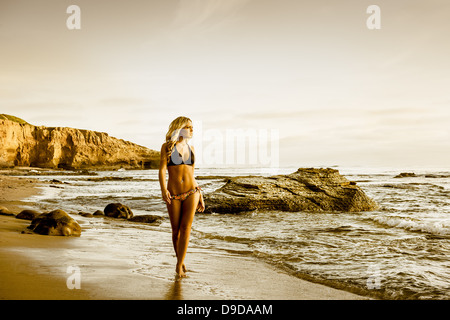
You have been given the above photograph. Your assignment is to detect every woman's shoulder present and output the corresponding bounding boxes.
[161,142,169,152]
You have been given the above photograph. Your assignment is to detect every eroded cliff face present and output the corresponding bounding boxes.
[0,118,159,169]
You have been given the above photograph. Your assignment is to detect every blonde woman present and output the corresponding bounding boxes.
[159,116,205,277]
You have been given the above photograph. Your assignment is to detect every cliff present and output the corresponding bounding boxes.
[0,115,160,170]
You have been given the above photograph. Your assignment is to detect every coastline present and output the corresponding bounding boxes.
[0,173,367,300]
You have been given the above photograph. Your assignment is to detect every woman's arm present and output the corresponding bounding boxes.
[190,145,205,212]
[197,189,205,212]
[159,143,171,205]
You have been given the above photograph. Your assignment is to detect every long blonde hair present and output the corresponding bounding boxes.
[165,116,192,162]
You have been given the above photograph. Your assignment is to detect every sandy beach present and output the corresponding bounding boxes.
[0,173,367,300]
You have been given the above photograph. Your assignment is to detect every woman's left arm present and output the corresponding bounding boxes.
[191,145,205,212]
[197,189,205,212]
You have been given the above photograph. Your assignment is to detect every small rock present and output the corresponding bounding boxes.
[128,215,163,225]
[16,209,41,220]
[93,210,104,216]
[394,172,417,178]
[104,203,133,219]
[0,206,15,216]
[79,212,94,218]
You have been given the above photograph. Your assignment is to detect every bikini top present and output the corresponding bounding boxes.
[167,143,195,166]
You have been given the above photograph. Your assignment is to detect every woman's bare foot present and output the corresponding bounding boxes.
[176,263,187,278]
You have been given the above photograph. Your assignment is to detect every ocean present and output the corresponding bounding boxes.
[22,166,450,300]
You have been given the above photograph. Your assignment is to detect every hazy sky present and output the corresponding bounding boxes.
[1,0,450,168]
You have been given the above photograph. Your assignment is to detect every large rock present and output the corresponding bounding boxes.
[204,168,378,214]
[28,209,81,236]
[104,203,134,219]
[0,115,159,169]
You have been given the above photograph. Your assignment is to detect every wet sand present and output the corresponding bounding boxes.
[0,174,367,300]
[0,174,42,213]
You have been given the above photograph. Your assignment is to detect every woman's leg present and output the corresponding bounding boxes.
[176,191,200,277]
[167,200,183,265]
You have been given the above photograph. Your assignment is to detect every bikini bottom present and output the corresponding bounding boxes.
[171,186,201,202]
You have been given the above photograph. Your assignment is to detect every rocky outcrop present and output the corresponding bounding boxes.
[28,209,82,236]
[204,168,378,214]
[0,115,159,170]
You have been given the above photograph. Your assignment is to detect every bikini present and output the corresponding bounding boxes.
[167,143,201,201]
[167,143,195,167]
[171,186,202,201]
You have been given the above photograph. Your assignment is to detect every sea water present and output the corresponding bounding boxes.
[22,166,450,299]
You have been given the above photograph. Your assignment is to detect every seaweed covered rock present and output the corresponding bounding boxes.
[28,209,81,236]
[204,168,378,214]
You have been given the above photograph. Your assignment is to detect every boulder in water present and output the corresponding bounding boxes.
[204,168,378,214]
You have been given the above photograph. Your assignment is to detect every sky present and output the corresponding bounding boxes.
[1,0,450,168]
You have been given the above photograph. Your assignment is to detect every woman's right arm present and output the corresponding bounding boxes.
[158,143,171,205]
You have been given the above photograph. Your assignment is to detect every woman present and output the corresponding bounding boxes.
[159,116,205,278]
